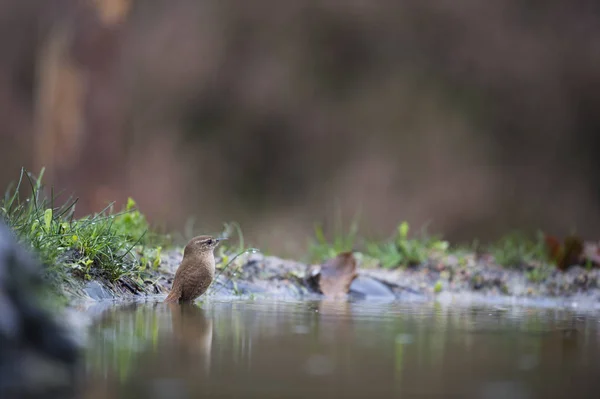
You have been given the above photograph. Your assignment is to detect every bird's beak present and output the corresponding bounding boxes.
[215,237,228,243]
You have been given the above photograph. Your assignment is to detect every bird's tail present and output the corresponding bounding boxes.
[164,286,181,303]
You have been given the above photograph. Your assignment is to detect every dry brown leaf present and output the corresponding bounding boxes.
[318,252,358,297]
[562,235,584,269]
[544,235,562,265]
[544,234,584,271]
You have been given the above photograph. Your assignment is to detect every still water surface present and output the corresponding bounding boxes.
[82,299,600,398]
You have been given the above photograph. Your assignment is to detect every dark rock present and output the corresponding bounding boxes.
[575,273,587,288]
[349,276,396,299]
[471,273,484,290]
[304,265,321,293]
[0,221,80,398]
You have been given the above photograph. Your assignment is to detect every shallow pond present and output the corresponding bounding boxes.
[81,298,600,398]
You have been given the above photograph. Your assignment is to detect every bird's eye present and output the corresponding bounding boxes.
[206,239,213,245]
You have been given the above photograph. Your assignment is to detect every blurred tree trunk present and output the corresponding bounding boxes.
[33,0,132,214]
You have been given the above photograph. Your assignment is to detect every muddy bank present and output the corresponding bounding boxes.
[67,248,600,309]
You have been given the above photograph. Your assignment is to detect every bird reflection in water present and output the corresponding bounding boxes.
[83,302,214,399]
[165,302,213,373]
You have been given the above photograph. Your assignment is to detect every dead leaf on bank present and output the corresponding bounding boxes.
[544,235,562,266]
[563,236,584,269]
[545,236,593,271]
[318,252,358,297]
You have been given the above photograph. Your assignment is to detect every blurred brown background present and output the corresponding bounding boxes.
[1,0,599,256]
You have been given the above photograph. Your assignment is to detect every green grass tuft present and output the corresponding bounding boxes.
[308,213,360,263]
[488,231,548,268]
[1,168,168,286]
[366,221,449,269]
[307,213,554,272]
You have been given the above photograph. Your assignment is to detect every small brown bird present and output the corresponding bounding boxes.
[164,235,224,303]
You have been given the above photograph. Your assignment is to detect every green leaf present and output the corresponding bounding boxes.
[82,258,94,267]
[126,197,136,211]
[31,219,40,233]
[399,221,409,240]
[36,167,46,190]
[44,208,53,231]
[314,224,326,244]
[152,247,162,269]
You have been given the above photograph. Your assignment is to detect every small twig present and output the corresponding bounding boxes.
[210,247,260,295]
[117,229,147,262]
